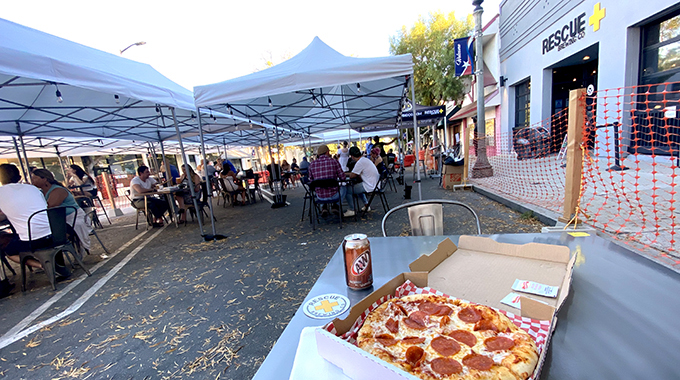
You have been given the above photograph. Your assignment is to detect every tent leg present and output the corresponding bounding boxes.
[409,76,422,200]
[12,137,29,182]
[171,107,205,238]
[196,108,222,239]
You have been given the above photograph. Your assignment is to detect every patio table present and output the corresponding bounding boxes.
[252,232,680,380]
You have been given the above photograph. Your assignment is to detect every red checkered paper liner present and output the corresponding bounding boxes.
[322,280,551,367]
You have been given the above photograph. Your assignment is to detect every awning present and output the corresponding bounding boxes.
[448,89,499,121]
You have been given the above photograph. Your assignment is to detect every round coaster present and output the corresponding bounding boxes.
[303,293,351,319]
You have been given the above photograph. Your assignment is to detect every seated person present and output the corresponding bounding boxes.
[31,169,93,258]
[0,164,70,292]
[386,149,397,169]
[222,158,237,175]
[309,145,345,215]
[68,164,98,197]
[298,157,310,183]
[281,160,293,189]
[174,165,202,224]
[370,147,388,175]
[341,147,378,217]
[265,162,282,189]
[160,162,180,185]
[130,165,168,227]
[220,169,247,204]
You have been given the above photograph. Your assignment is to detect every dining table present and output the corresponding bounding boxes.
[252,232,680,380]
[144,186,181,228]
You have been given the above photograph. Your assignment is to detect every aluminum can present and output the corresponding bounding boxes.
[342,234,373,290]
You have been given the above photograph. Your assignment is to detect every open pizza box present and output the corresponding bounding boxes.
[314,236,576,380]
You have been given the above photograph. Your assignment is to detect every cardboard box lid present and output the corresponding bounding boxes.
[409,236,575,321]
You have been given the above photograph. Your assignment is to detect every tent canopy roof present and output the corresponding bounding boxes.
[194,37,413,137]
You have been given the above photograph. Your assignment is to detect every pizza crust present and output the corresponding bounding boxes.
[356,294,539,380]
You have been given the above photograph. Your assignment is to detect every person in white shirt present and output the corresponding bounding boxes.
[0,164,69,296]
[341,147,379,217]
[130,165,168,226]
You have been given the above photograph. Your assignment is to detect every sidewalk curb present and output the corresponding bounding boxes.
[470,184,561,226]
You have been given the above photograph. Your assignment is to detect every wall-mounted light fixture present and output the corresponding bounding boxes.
[499,76,507,87]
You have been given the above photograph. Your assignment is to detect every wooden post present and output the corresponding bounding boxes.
[559,88,587,223]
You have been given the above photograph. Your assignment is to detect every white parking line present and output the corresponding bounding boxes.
[0,226,164,350]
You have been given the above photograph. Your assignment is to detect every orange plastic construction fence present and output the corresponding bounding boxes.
[468,108,569,214]
[579,82,680,266]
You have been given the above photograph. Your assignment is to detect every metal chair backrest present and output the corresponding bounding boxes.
[381,200,481,237]
[27,206,77,249]
[309,178,340,192]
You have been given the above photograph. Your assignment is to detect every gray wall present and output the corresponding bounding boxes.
[500,0,584,61]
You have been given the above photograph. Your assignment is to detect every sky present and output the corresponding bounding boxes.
[2,0,502,90]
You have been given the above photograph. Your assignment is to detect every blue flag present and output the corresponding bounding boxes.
[454,37,474,76]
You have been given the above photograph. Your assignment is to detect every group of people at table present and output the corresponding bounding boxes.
[307,136,395,218]
[0,163,101,298]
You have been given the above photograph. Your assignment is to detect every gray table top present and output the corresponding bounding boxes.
[252,233,680,380]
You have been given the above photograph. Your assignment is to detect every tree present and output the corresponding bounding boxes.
[390,11,473,106]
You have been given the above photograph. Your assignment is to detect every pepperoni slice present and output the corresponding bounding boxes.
[386,318,399,334]
[402,336,426,345]
[458,307,481,323]
[430,336,461,356]
[403,311,428,330]
[405,346,424,366]
[474,319,499,332]
[462,354,494,371]
[447,330,477,347]
[375,334,398,346]
[419,302,453,316]
[430,357,463,375]
[484,336,515,351]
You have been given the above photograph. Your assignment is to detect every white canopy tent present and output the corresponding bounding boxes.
[194,37,424,199]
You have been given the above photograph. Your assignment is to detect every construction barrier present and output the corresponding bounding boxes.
[578,82,679,264]
[467,108,570,215]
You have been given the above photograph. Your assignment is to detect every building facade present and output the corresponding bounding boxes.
[499,0,680,154]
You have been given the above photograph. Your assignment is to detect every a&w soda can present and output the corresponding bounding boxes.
[342,234,373,290]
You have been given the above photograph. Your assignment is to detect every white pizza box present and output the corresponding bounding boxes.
[315,236,576,380]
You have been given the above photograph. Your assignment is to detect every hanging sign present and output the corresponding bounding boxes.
[402,105,446,120]
[454,37,474,76]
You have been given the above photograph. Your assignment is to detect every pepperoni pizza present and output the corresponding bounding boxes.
[356,294,538,380]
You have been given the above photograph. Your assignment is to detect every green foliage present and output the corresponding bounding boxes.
[390,11,473,106]
[520,211,536,220]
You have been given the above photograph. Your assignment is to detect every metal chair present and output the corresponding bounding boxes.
[381,199,482,237]
[309,179,344,230]
[20,206,91,291]
[125,190,151,230]
[74,196,111,257]
[360,171,390,217]
[300,180,314,224]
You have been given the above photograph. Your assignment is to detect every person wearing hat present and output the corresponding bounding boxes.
[309,145,346,215]
[342,146,377,216]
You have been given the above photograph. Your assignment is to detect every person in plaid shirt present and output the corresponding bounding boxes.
[309,145,345,213]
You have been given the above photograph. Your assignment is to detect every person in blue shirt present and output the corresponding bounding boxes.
[222,159,237,175]
[160,162,180,185]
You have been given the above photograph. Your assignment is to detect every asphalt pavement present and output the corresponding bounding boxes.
[0,171,545,379]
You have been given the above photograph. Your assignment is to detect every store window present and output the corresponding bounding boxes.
[640,9,680,105]
[514,79,531,129]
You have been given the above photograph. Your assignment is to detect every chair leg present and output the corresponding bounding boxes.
[135,210,140,230]
[67,248,91,276]
[1,253,16,276]
[95,197,112,225]
[44,257,57,291]
[301,196,307,222]
[91,231,111,256]
[20,256,27,292]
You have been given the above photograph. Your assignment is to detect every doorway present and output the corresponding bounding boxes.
[549,44,599,152]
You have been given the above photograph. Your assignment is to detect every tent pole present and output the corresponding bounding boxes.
[443,112,449,151]
[274,124,282,183]
[54,146,69,187]
[158,132,171,185]
[148,142,161,176]
[196,107,217,237]
[16,124,31,178]
[171,107,205,237]
[265,128,276,191]
[12,137,29,182]
[409,76,422,200]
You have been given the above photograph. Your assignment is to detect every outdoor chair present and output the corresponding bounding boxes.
[92,193,112,225]
[74,196,111,257]
[381,199,482,237]
[309,179,344,230]
[125,190,152,230]
[360,171,391,218]
[20,206,91,291]
[186,182,215,224]
[217,177,247,207]
[246,171,264,203]
[300,181,314,224]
